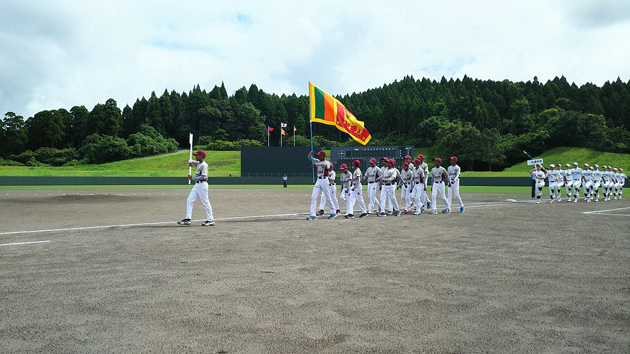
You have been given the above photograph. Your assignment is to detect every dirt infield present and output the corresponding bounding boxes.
[1,188,629,353]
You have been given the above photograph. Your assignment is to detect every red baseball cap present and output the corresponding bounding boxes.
[433,157,442,163]
[450,156,458,162]
[413,159,421,165]
[389,158,396,165]
[382,157,390,163]
[402,162,409,169]
[352,159,360,167]
[404,155,412,160]
[192,150,206,158]
[340,163,348,170]
[317,151,326,158]
[417,154,424,160]
[369,158,377,164]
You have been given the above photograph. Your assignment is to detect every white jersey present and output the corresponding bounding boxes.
[547,170,562,183]
[352,168,362,187]
[564,169,573,182]
[400,169,413,184]
[339,171,352,189]
[382,167,398,184]
[582,169,593,182]
[533,170,546,181]
[570,168,582,181]
[619,173,627,185]
[447,165,461,183]
[602,171,611,182]
[430,166,448,183]
[327,170,336,185]
[412,166,425,184]
[192,161,209,181]
[609,172,617,183]
[420,162,430,180]
[312,159,330,178]
[592,170,603,183]
[364,166,381,183]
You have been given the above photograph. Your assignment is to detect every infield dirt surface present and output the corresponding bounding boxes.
[1,187,629,353]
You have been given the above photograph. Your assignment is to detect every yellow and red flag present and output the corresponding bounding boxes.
[309,82,371,145]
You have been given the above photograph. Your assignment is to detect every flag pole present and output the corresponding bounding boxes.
[280,124,282,147]
[188,133,193,184]
[293,126,295,147]
[267,127,269,147]
[309,82,315,183]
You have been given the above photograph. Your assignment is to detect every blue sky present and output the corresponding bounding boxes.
[1,0,629,119]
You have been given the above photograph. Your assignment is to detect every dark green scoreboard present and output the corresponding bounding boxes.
[331,145,414,170]
[241,146,321,177]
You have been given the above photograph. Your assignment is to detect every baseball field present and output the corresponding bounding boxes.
[1,187,629,353]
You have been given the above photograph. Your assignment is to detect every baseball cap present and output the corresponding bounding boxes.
[192,150,206,158]
[549,163,555,168]
[584,163,589,167]
[340,163,348,170]
[613,167,618,171]
[382,157,390,163]
[389,158,396,165]
[594,164,599,168]
[404,155,412,160]
[317,151,326,158]
[433,157,442,164]
[369,158,376,164]
[450,156,458,162]
[402,162,409,169]
[352,159,360,167]
[573,162,578,166]
[565,164,571,167]
[413,159,421,164]
[417,154,424,160]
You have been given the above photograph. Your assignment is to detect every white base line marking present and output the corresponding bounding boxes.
[0,213,303,236]
[0,240,51,247]
[583,206,630,216]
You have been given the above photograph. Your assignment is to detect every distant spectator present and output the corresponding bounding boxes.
[283,174,288,188]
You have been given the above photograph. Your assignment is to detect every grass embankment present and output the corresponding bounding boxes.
[502,147,630,174]
[0,151,241,177]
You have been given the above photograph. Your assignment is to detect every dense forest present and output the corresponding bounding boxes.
[1,75,629,170]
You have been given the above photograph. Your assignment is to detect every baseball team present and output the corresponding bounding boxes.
[307,151,465,220]
[529,162,628,204]
[175,149,628,225]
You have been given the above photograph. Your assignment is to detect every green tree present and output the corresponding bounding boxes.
[1,112,28,157]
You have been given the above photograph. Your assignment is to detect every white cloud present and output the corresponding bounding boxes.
[1,0,629,119]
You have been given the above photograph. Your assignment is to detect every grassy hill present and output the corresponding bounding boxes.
[0,147,626,178]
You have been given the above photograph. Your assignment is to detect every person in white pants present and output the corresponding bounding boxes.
[418,154,432,209]
[601,166,612,201]
[378,158,401,217]
[339,163,353,216]
[178,149,215,226]
[347,160,368,218]
[569,162,582,203]
[307,151,337,220]
[411,159,426,215]
[319,162,340,215]
[362,158,381,213]
[553,164,564,202]
[378,157,390,214]
[400,162,414,213]
[618,168,627,199]
[609,166,618,200]
[581,164,594,202]
[592,165,602,202]
[613,167,622,199]
[529,164,546,203]
[546,164,560,203]
[430,157,450,214]
[564,163,574,201]
[447,156,465,213]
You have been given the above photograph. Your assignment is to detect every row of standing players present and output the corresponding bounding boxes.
[307,151,465,220]
[529,162,628,204]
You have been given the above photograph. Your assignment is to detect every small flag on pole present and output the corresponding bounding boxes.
[294,126,297,132]
[281,129,286,135]
[281,123,287,128]
[268,126,274,132]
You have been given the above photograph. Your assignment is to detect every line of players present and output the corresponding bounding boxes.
[529,162,628,204]
[307,151,465,220]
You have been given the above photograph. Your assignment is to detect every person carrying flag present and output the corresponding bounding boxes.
[307,151,337,220]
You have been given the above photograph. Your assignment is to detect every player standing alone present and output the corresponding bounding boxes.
[178,150,215,226]
[447,156,464,213]
[430,158,451,214]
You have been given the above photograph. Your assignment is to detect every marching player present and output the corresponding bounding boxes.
[411,159,426,215]
[564,163,573,201]
[601,165,612,201]
[554,164,564,202]
[362,158,381,213]
[400,162,414,213]
[529,164,546,204]
[319,162,340,215]
[339,163,353,217]
[348,160,368,218]
[417,154,431,209]
[618,168,628,199]
[592,164,602,202]
[447,156,464,213]
[613,168,622,199]
[581,163,594,202]
[570,162,582,203]
[546,163,561,203]
[378,158,401,217]
[178,150,215,226]
[430,157,451,214]
[378,157,390,214]
[307,151,337,220]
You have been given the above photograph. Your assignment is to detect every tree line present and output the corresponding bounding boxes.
[1,76,629,169]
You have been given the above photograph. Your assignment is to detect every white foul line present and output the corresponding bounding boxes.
[0,213,303,236]
[582,206,630,216]
[0,240,51,247]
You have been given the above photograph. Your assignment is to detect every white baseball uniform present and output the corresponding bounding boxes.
[547,169,562,199]
[339,170,352,214]
[310,156,335,217]
[349,167,367,215]
[592,169,603,200]
[447,164,464,210]
[602,170,612,200]
[564,168,574,198]
[420,161,432,207]
[410,166,426,214]
[430,166,450,212]
[533,170,546,199]
[582,168,593,200]
[381,167,400,213]
[570,167,583,198]
[319,169,340,212]
[186,161,215,222]
[400,168,414,212]
[363,165,382,213]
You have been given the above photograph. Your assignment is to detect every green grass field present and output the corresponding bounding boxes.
[503,147,630,173]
